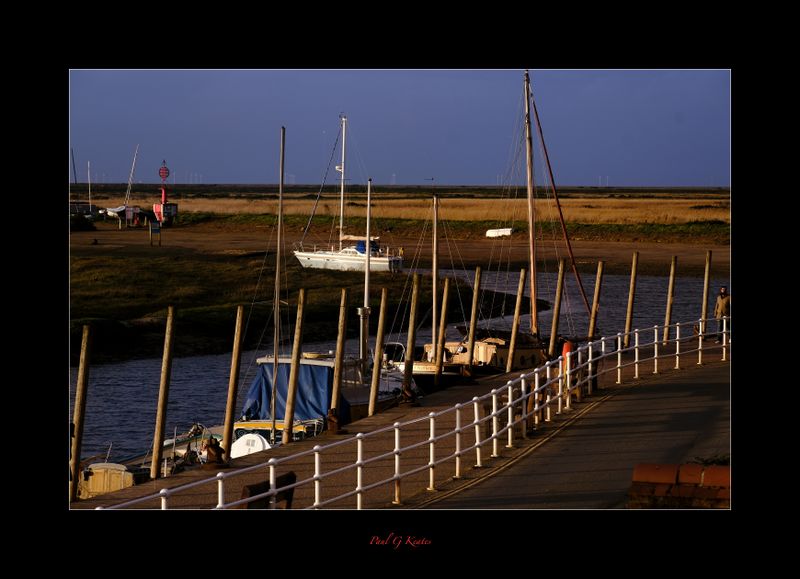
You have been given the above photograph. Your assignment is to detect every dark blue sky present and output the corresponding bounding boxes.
[69,69,730,187]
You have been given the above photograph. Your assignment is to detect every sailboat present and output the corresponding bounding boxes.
[395,194,468,392]
[233,132,399,452]
[401,70,590,386]
[293,115,404,273]
[103,144,153,227]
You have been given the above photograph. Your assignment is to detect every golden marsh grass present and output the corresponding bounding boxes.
[103,193,730,225]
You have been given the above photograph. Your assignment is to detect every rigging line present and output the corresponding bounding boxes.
[239,215,279,386]
[441,217,471,331]
[300,128,342,246]
[530,83,591,317]
[535,131,577,337]
[387,218,429,342]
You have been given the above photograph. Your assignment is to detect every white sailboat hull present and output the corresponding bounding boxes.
[293,249,403,272]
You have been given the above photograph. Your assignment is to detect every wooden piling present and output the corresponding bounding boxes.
[587,261,604,341]
[663,256,677,344]
[701,250,712,334]
[434,277,451,388]
[330,288,349,420]
[548,259,566,358]
[368,287,389,416]
[283,289,307,445]
[623,251,639,349]
[221,305,244,463]
[466,266,482,373]
[69,324,92,503]
[431,194,439,359]
[506,268,527,372]
[150,306,175,480]
[402,274,420,397]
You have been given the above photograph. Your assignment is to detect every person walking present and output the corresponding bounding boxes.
[713,286,731,343]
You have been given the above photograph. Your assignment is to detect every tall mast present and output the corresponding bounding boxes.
[431,193,439,361]
[524,71,539,335]
[271,126,285,444]
[87,160,92,212]
[338,115,347,251]
[71,148,78,190]
[359,179,372,375]
[124,144,139,207]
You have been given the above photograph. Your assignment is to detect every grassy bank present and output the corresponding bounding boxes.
[70,251,540,365]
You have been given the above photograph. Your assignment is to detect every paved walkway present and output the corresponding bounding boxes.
[426,361,730,509]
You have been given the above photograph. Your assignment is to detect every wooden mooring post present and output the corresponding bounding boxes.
[466,267,481,374]
[434,277,451,388]
[548,259,566,358]
[623,251,639,349]
[701,250,712,335]
[329,288,349,430]
[587,261,604,341]
[150,306,175,480]
[368,287,389,416]
[69,325,92,502]
[222,305,244,463]
[663,256,677,344]
[506,268,527,372]
[283,289,307,445]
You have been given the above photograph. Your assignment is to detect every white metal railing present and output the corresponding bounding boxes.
[97,316,730,510]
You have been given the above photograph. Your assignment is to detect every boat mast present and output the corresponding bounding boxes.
[524,71,539,335]
[271,126,285,444]
[338,115,347,251]
[87,160,92,213]
[431,193,439,361]
[359,178,372,375]
[124,144,139,207]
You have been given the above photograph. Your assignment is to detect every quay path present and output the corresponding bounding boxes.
[72,345,730,510]
[424,361,730,509]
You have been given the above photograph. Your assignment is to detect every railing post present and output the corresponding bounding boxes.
[675,322,681,369]
[576,348,583,402]
[356,433,364,509]
[653,325,659,374]
[491,389,500,458]
[564,353,571,410]
[314,445,322,509]
[534,369,541,428]
[521,376,529,438]
[557,357,564,415]
[634,329,640,379]
[507,381,515,448]
[268,458,277,510]
[722,317,728,361]
[698,317,704,365]
[616,333,623,384]
[427,413,436,491]
[454,406,462,479]
[473,397,483,468]
[160,488,169,510]
[393,423,402,504]
[545,364,552,422]
[216,472,226,509]
[587,341,594,396]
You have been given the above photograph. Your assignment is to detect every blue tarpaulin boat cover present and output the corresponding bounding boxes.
[241,362,350,423]
[355,240,379,254]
